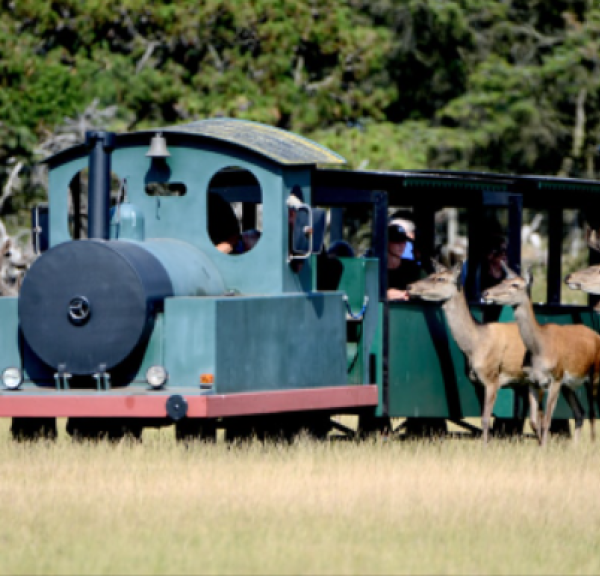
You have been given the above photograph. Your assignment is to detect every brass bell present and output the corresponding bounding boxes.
[146,133,170,158]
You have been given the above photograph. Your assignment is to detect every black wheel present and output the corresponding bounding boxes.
[66,418,142,442]
[298,413,332,441]
[403,418,448,439]
[492,417,525,438]
[357,413,392,439]
[175,418,217,444]
[549,418,571,438]
[11,418,57,441]
[224,417,257,445]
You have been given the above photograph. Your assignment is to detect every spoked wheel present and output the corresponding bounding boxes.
[175,418,217,444]
[66,418,142,442]
[11,418,57,441]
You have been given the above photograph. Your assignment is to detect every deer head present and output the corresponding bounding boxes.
[406,260,463,302]
[564,226,600,295]
[482,265,533,306]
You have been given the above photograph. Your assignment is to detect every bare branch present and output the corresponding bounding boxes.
[136,41,158,74]
[0,160,23,214]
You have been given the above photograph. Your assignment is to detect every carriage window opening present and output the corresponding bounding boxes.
[337,204,372,256]
[561,209,587,306]
[145,182,187,197]
[207,167,262,255]
[434,207,468,268]
[521,208,549,304]
[67,168,121,240]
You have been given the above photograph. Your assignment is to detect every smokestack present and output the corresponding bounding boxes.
[85,131,116,240]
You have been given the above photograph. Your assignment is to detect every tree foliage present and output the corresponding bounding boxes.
[0,0,599,226]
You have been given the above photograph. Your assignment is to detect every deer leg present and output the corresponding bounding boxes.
[585,383,596,442]
[562,387,584,443]
[541,381,562,447]
[481,383,498,444]
[527,386,542,442]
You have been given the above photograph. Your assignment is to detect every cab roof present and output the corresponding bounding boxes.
[44,118,347,168]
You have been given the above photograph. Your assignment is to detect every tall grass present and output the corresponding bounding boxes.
[1,419,600,575]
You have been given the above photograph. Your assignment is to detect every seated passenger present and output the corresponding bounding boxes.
[208,193,242,254]
[327,240,355,258]
[387,221,423,301]
[241,229,261,252]
[460,233,509,301]
[316,240,355,291]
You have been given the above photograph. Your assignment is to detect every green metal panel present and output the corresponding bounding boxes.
[335,258,379,385]
[387,301,483,418]
[0,298,20,373]
[163,293,346,393]
[164,298,217,389]
[215,293,346,393]
[134,312,165,383]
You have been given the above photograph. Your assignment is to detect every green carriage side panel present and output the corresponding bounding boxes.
[163,293,347,393]
[335,257,379,385]
[387,301,600,421]
[0,298,20,374]
[387,301,483,419]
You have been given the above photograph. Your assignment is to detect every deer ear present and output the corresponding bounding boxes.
[430,258,447,273]
[451,259,463,276]
[500,260,518,279]
[587,226,600,253]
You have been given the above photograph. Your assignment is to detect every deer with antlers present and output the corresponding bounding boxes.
[407,261,542,443]
[483,265,600,446]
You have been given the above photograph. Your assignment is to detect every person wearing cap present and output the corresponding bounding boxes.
[387,221,423,301]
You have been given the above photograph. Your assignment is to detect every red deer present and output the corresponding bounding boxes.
[407,262,541,443]
[483,266,600,446]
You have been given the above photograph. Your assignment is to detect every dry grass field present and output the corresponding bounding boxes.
[2,418,600,575]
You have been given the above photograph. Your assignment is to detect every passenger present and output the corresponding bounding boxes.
[208,193,242,254]
[460,233,509,300]
[287,191,306,273]
[387,220,423,301]
[241,229,261,252]
[389,216,417,261]
[316,240,354,291]
[327,240,355,258]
